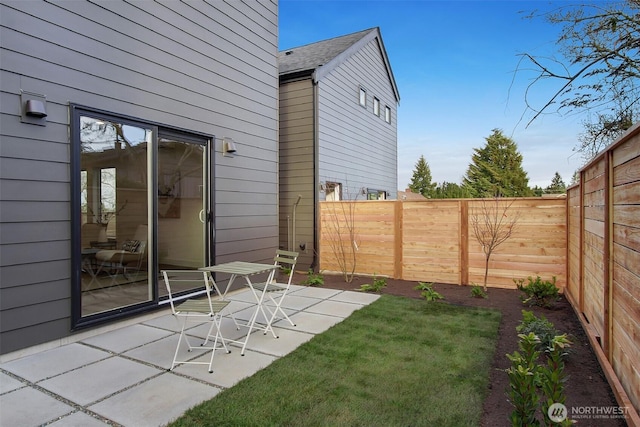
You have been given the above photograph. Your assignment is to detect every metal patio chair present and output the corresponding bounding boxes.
[251,249,300,330]
[162,270,230,373]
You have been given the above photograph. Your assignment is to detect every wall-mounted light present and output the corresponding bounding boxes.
[20,90,47,126]
[222,137,237,156]
[25,99,47,118]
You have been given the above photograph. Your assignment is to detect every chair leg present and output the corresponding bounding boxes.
[266,293,296,327]
[171,320,189,371]
[207,315,230,373]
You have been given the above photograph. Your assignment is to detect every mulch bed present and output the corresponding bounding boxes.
[309,274,627,427]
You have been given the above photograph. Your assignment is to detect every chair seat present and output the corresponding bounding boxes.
[251,282,287,293]
[95,249,141,264]
[176,299,230,314]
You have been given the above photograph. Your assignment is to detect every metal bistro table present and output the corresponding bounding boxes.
[200,261,278,356]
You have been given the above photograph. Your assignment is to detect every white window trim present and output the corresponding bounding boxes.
[373,97,380,116]
[359,87,367,107]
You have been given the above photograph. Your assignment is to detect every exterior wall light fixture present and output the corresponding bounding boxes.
[20,90,48,126]
[25,99,47,118]
[223,137,237,156]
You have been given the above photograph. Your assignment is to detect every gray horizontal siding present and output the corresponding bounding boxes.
[279,80,315,268]
[1,279,70,311]
[317,38,397,199]
[0,0,278,354]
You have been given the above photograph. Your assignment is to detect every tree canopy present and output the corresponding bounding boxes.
[463,129,533,197]
[546,172,567,194]
[408,155,436,198]
[519,1,639,161]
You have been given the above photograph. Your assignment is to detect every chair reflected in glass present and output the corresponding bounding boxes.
[162,270,231,373]
[94,224,148,285]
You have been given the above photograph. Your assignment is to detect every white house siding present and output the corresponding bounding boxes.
[278,80,316,269]
[0,0,278,354]
[317,38,398,200]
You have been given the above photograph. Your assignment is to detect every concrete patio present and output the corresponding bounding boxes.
[0,285,379,427]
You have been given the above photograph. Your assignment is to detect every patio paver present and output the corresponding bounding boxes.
[0,289,379,426]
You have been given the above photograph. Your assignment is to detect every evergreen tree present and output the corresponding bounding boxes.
[408,155,436,198]
[463,129,533,197]
[433,181,471,199]
[570,171,580,186]
[546,172,566,194]
[531,186,544,197]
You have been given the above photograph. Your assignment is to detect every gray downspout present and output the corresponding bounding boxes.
[311,78,319,270]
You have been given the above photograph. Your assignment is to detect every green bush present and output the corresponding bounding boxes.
[516,310,560,352]
[470,284,488,299]
[414,282,444,302]
[506,332,573,426]
[359,275,387,293]
[302,269,324,287]
[515,276,560,308]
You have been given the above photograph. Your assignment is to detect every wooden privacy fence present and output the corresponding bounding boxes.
[319,197,567,289]
[566,123,640,421]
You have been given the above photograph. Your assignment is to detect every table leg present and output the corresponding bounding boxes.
[210,274,241,330]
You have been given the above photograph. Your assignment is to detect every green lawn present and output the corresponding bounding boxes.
[169,295,501,427]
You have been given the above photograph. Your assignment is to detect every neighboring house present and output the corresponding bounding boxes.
[0,1,278,355]
[397,188,427,201]
[278,28,400,270]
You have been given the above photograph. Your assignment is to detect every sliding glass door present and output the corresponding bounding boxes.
[157,133,209,297]
[79,116,152,317]
[74,107,212,324]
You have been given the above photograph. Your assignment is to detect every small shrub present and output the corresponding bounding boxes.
[540,335,573,426]
[359,275,387,293]
[506,327,573,426]
[516,276,560,308]
[281,266,292,275]
[505,333,541,427]
[302,269,324,287]
[470,284,488,299]
[414,282,444,302]
[516,310,560,351]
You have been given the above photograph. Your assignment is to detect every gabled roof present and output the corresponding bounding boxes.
[278,27,400,103]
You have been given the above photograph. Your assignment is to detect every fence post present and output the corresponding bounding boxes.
[459,200,469,286]
[604,150,613,360]
[394,200,403,279]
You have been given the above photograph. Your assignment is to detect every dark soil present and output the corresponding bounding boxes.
[310,274,627,427]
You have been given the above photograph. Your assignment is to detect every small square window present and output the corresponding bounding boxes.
[359,87,367,107]
[373,97,380,116]
[384,106,391,123]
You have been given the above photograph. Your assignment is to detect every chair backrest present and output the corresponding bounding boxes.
[81,223,106,248]
[274,250,299,286]
[162,270,213,314]
[121,224,148,254]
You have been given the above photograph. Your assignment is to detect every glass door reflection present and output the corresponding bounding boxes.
[157,136,207,297]
[79,116,151,316]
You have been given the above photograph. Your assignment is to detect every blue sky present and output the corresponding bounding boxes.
[279,0,591,189]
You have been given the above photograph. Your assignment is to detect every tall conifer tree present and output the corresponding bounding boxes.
[463,129,532,197]
[408,155,436,198]
[546,172,566,194]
